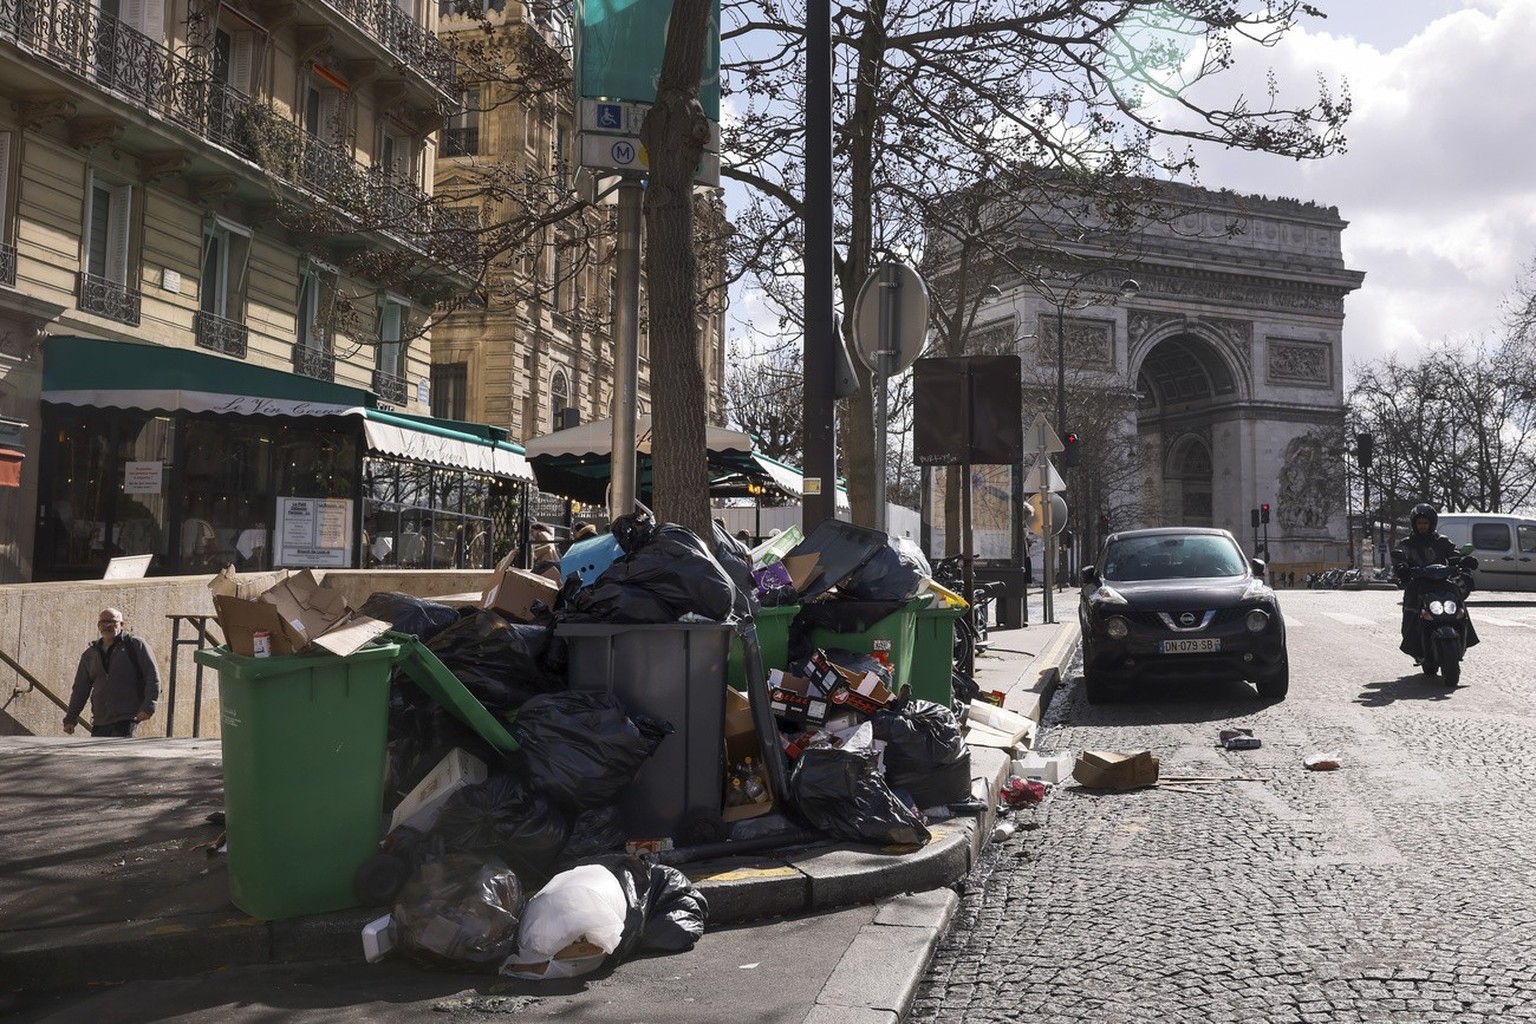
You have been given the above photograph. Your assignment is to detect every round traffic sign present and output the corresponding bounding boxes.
[851,263,929,376]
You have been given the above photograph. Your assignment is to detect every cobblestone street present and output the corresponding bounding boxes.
[912,589,1536,1023]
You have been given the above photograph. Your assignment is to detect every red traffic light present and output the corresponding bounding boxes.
[1260,503,1271,524]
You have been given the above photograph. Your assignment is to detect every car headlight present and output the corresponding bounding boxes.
[1105,616,1130,639]
[1240,578,1274,602]
[1090,584,1129,607]
[1244,609,1270,633]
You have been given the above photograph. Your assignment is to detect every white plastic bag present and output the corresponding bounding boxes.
[502,864,627,980]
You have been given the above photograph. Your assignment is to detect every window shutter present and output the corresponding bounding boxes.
[0,133,12,232]
[105,184,133,286]
[230,31,256,95]
[141,0,165,42]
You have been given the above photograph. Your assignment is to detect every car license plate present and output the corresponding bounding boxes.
[1159,637,1220,654]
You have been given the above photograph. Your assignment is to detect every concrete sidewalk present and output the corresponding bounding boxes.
[0,598,1079,1024]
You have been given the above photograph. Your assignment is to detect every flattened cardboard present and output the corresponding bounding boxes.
[782,554,821,593]
[482,556,560,622]
[389,748,488,834]
[1072,749,1160,790]
[767,669,832,726]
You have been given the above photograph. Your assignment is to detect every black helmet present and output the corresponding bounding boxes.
[1410,503,1438,531]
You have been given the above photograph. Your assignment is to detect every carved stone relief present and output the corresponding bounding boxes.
[1035,315,1113,368]
[1278,432,1344,531]
[1267,339,1332,387]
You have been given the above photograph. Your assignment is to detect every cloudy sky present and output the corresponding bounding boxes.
[1164,0,1536,377]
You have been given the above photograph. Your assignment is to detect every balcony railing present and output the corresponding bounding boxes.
[317,0,457,97]
[195,309,249,358]
[78,272,141,325]
[0,242,15,287]
[0,0,478,275]
[293,343,336,381]
[372,368,409,407]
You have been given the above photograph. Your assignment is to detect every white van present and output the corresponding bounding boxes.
[1435,513,1536,593]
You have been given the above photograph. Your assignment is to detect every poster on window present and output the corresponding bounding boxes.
[276,497,353,567]
[928,464,1015,562]
[124,461,163,495]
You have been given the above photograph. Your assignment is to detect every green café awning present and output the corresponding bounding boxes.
[42,337,533,482]
[42,336,375,416]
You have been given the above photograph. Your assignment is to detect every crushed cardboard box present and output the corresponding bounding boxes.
[481,552,560,622]
[722,689,775,823]
[211,568,389,657]
[768,668,833,726]
[1072,749,1160,790]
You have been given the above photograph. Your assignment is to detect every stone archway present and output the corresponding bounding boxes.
[1163,433,1214,526]
[1132,328,1246,531]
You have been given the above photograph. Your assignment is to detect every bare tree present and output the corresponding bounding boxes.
[726,340,805,466]
[721,0,1350,526]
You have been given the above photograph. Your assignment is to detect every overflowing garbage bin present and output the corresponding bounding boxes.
[557,622,734,844]
[909,604,967,705]
[193,642,399,920]
[727,604,797,691]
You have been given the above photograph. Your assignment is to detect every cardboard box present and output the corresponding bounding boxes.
[482,554,561,622]
[722,688,774,822]
[1072,749,1160,790]
[768,668,832,726]
[213,569,389,657]
[389,748,488,834]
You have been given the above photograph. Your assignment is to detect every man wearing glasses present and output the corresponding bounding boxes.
[63,608,161,738]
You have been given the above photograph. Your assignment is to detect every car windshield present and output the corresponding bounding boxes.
[1100,535,1248,582]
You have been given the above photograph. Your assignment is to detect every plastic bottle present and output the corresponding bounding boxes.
[725,776,748,806]
[741,757,766,802]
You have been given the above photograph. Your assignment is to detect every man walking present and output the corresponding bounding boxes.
[63,608,161,737]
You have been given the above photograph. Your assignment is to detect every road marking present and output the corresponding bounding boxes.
[1471,614,1527,627]
[1323,612,1377,626]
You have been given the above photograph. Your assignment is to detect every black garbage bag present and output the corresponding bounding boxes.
[786,600,906,666]
[358,591,467,643]
[610,508,658,552]
[871,699,972,808]
[838,534,930,602]
[510,691,671,811]
[567,523,739,623]
[564,805,626,859]
[430,774,570,884]
[425,609,560,712]
[392,854,525,970]
[787,746,931,847]
[384,704,506,812]
[609,858,710,962]
[711,521,760,620]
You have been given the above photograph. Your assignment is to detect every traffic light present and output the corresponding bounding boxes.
[1260,503,1271,524]
[1357,432,1374,469]
[1251,508,1261,530]
[1098,513,1111,535]
[1060,430,1081,468]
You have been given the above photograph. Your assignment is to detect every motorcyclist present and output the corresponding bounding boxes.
[1392,503,1478,661]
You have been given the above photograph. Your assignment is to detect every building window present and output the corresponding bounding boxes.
[551,248,563,312]
[443,88,479,156]
[0,132,14,286]
[196,218,252,357]
[373,296,410,405]
[432,363,468,420]
[79,174,139,325]
[295,261,337,380]
[380,124,418,183]
[551,369,568,431]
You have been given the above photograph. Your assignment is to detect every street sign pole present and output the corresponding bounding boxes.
[1040,451,1055,625]
[609,177,643,521]
[872,264,897,531]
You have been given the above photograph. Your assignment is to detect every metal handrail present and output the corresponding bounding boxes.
[0,644,91,733]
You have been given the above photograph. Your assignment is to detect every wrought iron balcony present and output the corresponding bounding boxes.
[0,242,15,287]
[293,343,336,382]
[0,0,476,276]
[78,272,141,325]
[372,368,409,407]
[316,0,458,97]
[195,310,249,358]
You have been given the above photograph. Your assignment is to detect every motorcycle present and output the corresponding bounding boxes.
[1393,546,1479,686]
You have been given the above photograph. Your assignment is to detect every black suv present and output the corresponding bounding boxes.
[1078,527,1288,702]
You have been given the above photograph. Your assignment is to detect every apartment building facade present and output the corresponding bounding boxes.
[0,0,535,582]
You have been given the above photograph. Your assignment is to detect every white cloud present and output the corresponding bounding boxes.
[1160,0,1536,375]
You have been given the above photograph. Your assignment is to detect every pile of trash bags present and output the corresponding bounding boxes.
[355,509,974,978]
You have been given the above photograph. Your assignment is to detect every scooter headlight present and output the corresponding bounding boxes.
[1443,599,1457,615]
[1428,599,1447,616]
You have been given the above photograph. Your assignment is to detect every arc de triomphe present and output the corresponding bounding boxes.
[991,187,1366,570]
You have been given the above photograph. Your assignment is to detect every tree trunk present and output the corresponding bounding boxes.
[641,0,714,537]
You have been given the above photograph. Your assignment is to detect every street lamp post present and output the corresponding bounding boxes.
[1045,269,1139,600]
